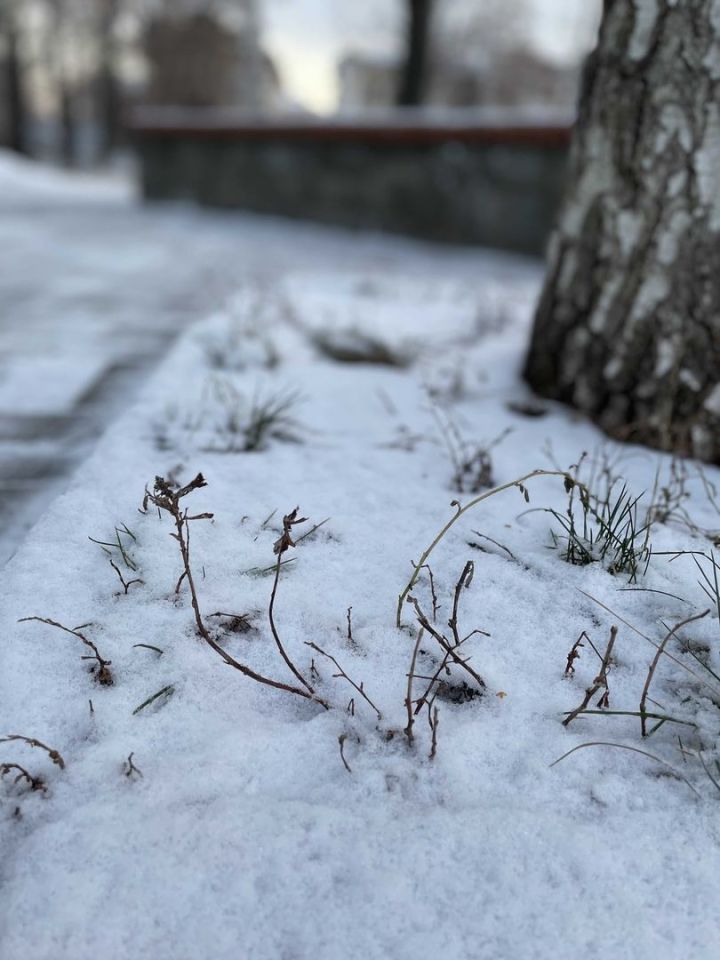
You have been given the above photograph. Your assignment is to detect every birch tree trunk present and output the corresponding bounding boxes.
[524,0,720,461]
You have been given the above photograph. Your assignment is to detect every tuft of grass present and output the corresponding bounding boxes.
[548,466,652,582]
[89,522,138,571]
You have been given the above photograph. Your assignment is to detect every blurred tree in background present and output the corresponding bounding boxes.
[397,0,433,106]
[0,0,274,163]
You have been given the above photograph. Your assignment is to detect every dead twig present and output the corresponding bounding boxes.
[109,559,143,595]
[144,476,325,707]
[429,707,439,760]
[405,626,424,743]
[563,626,617,726]
[0,735,65,769]
[408,596,486,691]
[338,734,352,773]
[0,763,46,793]
[449,560,474,647]
[18,616,113,685]
[398,470,584,626]
[123,752,143,779]
[270,508,315,695]
[305,641,382,720]
[564,632,588,676]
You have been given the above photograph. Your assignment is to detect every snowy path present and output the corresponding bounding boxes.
[0,153,532,564]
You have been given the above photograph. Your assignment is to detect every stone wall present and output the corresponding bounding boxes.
[131,112,571,256]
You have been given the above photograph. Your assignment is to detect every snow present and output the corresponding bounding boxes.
[0,147,524,565]
[2,241,720,960]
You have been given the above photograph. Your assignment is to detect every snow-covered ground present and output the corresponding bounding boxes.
[0,150,514,563]
[3,210,720,958]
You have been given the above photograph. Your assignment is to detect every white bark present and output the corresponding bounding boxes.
[525,0,720,461]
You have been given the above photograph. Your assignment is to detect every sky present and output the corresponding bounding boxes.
[262,0,603,113]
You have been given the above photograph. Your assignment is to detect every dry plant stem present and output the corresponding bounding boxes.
[124,752,143,778]
[429,707,439,760]
[639,610,710,736]
[0,735,65,769]
[449,560,474,646]
[564,632,587,675]
[408,597,486,690]
[269,547,314,695]
[109,559,143,594]
[18,616,113,685]
[147,478,325,707]
[305,641,381,720]
[549,741,700,798]
[563,626,617,727]
[405,626,424,742]
[0,763,46,792]
[414,562,439,621]
[133,643,164,656]
[397,469,581,626]
[579,589,720,700]
[338,734,352,773]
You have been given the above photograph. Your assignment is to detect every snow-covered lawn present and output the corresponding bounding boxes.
[2,267,720,959]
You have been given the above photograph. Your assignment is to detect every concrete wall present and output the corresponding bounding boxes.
[131,113,571,256]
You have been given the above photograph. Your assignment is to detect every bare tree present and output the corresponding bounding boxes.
[397,0,433,106]
[95,0,122,157]
[525,0,720,462]
[0,0,28,153]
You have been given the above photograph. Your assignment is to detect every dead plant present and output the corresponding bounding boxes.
[397,469,584,627]
[563,626,618,726]
[0,735,65,769]
[142,475,326,707]
[18,616,113,685]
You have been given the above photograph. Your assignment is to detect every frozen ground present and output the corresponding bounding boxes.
[0,150,519,563]
[2,198,720,959]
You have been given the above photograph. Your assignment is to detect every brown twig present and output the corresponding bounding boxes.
[408,596,486,691]
[449,560,474,647]
[338,734,352,773]
[398,470,586,626]
[0,735,65,769]
[405,626,424,743]
[305,641,382,720]
[412,632,474,717]
[109,559,144,595]
[123,752,143,779]
[145,477,326,707]
[269,508,315,694]
[429,706,439,760]
[639,610,710,736]
[18,616,113,685]
[563,626,617,727]
[564,632,588,676]
[413,562,439,622]
[0,763,46,793]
